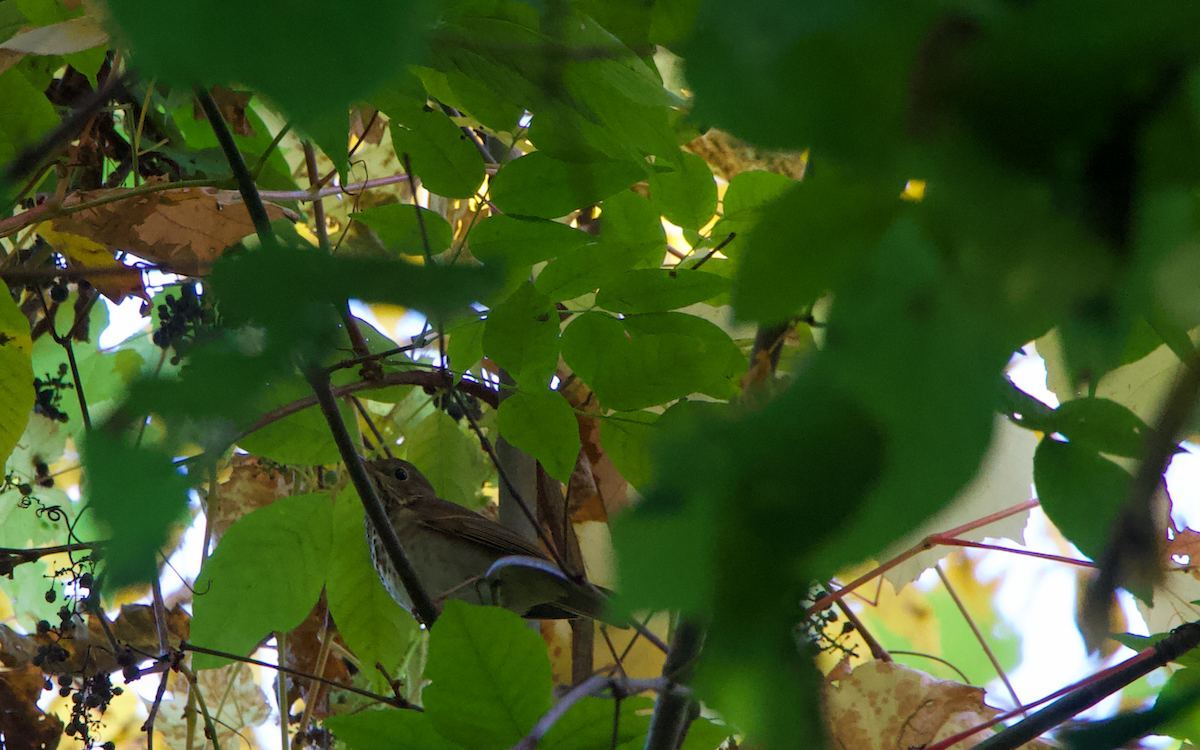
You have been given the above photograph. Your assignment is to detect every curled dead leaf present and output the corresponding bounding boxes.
[50,183,298,276]
[823,660,1055,750]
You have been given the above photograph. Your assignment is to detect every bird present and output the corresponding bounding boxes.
[361,457,611,621]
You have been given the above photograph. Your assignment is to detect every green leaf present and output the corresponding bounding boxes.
[190,493,332,669]
[600,411,658,490]
[542,695,654,750]
[326,709,463,750]
[0,68,59,165]
[681,0,930,163]
[806,218,1008,578]
[325,486,420,675]
[210,242,502,324]
[425,602,552,750]
[1143,667,1200,745]
[490,152,644,218]
[82,437,192,593]
[0,281,34,468]
[596,269,730,313]
[733,171,900,323]
[1044,398,1148,458]
[414,65,523,133]
[561,312,744,410]
[680,717,734,750]
[446,315,486,377]
[700,170,799,264]
[534,238,659,303]
[600,190,666,254]
[391,108,486,199]
[648,152,718,231]
[237,377,360,466]
[352,204,455,257]
[483,282,560,388]
[468,215,594,268]
[105,0,435,147]
[405,411,490,509]
[723,171,798,221]
[496,390,580,483]
[1033,438,1131,560]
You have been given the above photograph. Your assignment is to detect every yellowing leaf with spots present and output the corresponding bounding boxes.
[0,282,33,470]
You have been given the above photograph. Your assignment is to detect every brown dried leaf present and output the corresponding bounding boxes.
[284,594,352,719]
[1167,528,1200,577]
[51,184,296,274]
[350,105,387,146]
[0,16,108,55]
[159,663,271,748]
[211,455,296,540]
[685,129,807,182]
[193,86,256,138]
[561,375,630,515]
[0,664,63,750]
[823,660,1053,750]
[0,604,189,675]
[36,222,148,302]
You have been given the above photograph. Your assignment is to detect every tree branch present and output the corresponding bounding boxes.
[304,365,440,626]
[964,621,1200,750]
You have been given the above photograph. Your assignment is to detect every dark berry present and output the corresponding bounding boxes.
[59,686,71,697]
[58,675,71,687]
[111,686,123,696]
[45,590,56,603]
[79,573,93,588]
[49,284,69,302]
[18,484,32,496]
[122,664,139,682]
[36,620,50,634]
[104,743,116,750]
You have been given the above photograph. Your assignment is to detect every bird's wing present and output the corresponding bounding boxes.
[415,496,550,560]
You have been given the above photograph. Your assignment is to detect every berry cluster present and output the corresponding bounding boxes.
[61,670,121,750]
[428,388,482,423]
[797,584,857,657]
[36,560,118,749]
[33,363,75,423]
[149,282,212,364]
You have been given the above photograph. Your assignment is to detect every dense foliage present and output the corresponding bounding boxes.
[4,1,1200,749]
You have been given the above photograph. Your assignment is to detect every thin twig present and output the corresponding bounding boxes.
[689,232,736,270]
[197,87,274,244]
[228,368,499,449]
[179,641,417,709]
[511,675,675,750]
[805,499,1040,617]
[828,582,889,662]
[886,651,970,683]
[934,562,1024,716]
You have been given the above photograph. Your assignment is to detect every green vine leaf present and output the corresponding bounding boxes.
[190,493,332,669]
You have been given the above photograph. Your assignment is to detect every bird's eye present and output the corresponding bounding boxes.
[393,468,409,481]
